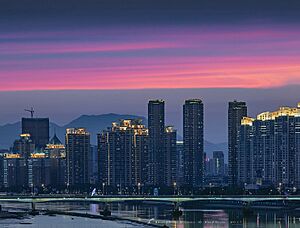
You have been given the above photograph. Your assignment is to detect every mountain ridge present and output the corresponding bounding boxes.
[0,113,227,159]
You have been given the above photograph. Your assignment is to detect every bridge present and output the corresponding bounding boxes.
[1,195,300,215]
[0,195,299,204]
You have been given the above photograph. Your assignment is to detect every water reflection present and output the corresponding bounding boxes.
[2,202,300,227]
[106,203,300,227]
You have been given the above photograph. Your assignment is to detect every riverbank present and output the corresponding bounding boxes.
[42,210,166,227]
[0,210,28,219]
[0,205,168,227]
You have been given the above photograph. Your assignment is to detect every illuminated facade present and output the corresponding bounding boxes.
[12,134,35,158]
[3,155,28,188]
[238,103,300,188]
[98,119,149,188]
[183,99,204,187]
[45,134,67,187]
[45,134,66,158]
[66,128,90,186]
[2,132,66,189]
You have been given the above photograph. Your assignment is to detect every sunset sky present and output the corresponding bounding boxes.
[1,0,300,142]
[1,0,300,91]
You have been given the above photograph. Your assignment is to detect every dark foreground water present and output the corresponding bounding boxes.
[1,202,300,227]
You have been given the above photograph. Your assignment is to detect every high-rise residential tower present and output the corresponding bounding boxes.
[228,101,247,187]
[148,100,165,186]
[165,126,177,186]
[238,103,300,188]
[183,99,204,187]
[98,119,148,188]
[66,128,90,186]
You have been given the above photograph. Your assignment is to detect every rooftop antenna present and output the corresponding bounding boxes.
[24,107,34,118]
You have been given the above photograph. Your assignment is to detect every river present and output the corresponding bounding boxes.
[1,202,300,227]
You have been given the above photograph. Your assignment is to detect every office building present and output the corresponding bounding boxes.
[22,118,49,149]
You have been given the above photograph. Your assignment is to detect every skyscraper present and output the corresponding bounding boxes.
[66,128,90,186]
[228,101,247,187]
[22,118,49,150]
[148,100,165,186]
[238,103,300,188]
[213,151,225,176]
[45,134,67,187]
[183,99,204,187]
[12,134,35,158]
[98,119,148,188]
[3,154,28,188]
[176,141,184,186]
[165,126,177,186]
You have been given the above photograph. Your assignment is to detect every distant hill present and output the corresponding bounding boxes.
[204,141,227,162]
[0,113,227,160]
[0,122,21,149]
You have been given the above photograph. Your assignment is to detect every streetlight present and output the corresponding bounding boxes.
[278,182,282,195]
[244,183,247,195]
[138,183,141,195]
[209,183,212,196]
[102,182,105,195]
[173,182,177,195]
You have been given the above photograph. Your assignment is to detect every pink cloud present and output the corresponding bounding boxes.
[1,25,300,91]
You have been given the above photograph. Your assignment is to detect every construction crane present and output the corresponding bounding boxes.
[24,107,34,118]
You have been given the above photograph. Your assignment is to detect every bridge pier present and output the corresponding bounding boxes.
[100,203,111,217]
[242,201,254,216]
[29,202,39,215]
[31,202,36,211]
[172,202,183,218]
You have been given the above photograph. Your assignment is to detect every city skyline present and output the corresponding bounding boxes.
[2,86,300,143]
[1,0,300,143]
[2,0,300,226]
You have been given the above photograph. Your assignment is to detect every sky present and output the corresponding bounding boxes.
[1,0,300,142]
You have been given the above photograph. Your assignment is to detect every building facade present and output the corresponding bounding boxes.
[165,126,177,186]
[228,101,247,187]
[66,128,90,186]
[98,119,149,188]
[238,103,300,189]
[22,118,49,150]
[183,99,204,187]
[148,100,165,186]
[213,151,225,177]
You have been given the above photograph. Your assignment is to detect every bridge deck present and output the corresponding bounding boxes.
[0,195,298,204]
